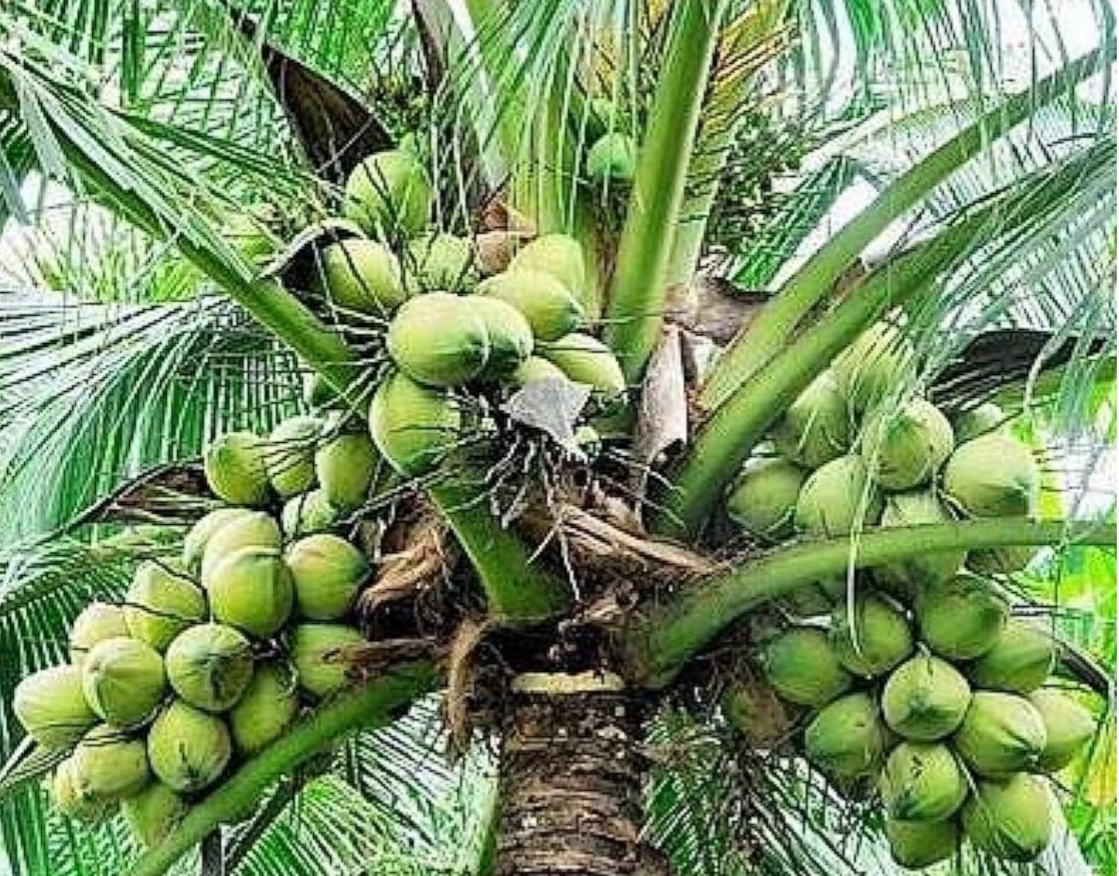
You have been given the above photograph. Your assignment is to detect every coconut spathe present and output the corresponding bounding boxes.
[761,627,852,708]
[882,653,971,741]
[953,691,1047,777]
[147,700,231,793]
[286,534,369,620]
[81,637,166,728]
[13,665,97,748]
[165,623,254,712]
[124,561,207,651]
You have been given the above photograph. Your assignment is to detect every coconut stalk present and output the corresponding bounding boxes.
[623,519,1116,688]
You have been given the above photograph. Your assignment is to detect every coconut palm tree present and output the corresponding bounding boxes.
[0,1,1115,874]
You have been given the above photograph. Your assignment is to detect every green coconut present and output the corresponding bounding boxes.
[1028,689,1096,772]
[386,292,491,387]
[885,818,959,870]
[943,433,1039,519]
[72,724,150,800]
[281,488,342,538]
[315,432,381,512]
[507,355,570,388]
[794,454,884,538]
[861,399,954,491]
[878,490,966,588]
[290,623,367,698]
[121,781,187,847]
[50,757,114,822]
[68,601,129,665]
[81,637,166,728]
[804,692,889,778]
[229,662,300,756]
[263,416,321,499]
[13,665,97,748]
[833,321,914,413]
[507,234,590,315]
[952,402,1006,443]
[725,456,807,541]
[760,627,852,708]
[207,547,294,638]
[584,96,619,142]
[182,508,252,575]
[829,593,913,678]
[882,653,971,741]
[916,573,1008,660]
[343,149,432,237]
[587,131,638,183]
[771,371,851,469]
[477,270,584,341]
[318,238,408,315]
[879,741,968,822]
[286,534,369,620]
[406,232,475,292]
[199,510,282,587]
[952,691,1047,777]
[538,333,626,404]
[472,295,535,377]
[967,619,1055,694]
[165,623,254,712]
[962,774,1053,862]
[368,371,461,476]
[124,560,208,652]
[204,431,271,506]
[147,700,231,793]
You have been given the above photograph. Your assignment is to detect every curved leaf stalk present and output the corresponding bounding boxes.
[604,0,731,383]
[624,520,1116,688]
[697,47,1111,411]
[128,661,440,876]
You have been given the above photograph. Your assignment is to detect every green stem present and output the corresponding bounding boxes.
[624,520,1116,688]
[697,47,1109,411]
[604,0,730,382]
[127,662,439,876]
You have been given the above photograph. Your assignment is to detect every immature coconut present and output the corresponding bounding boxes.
[587,131,638,183]
[472,295,535,377]
[1028,689,1096,772]
[406,232,475,292]
[725,456,807,541]
[478,270,584,341]
[962,774,1053,862]
[882,653,971,741]
[122,781,187,847]
[204,431,271,506]
[72,724,150,800]
[829,593,913,678]
[182,508,252,574]
[885,818,959,870]
[878,490,966,589]
[861,399,954,491]
[318,238,408,315]
[953,402,1006,443]
[760,627,852,708]
[124,560,208,652]
[147,700,232,793]
[281,489,341,538]
[943,432,1039,518]
[804,692,889,778]
[286,534,369,620]
[13,665,97,748]
[344,149,432,237]
[386,292,491,387]
[507,355,570,388]
[50,757,114,822]
[290,623,367,698]
[81,637,166,728]
[794,454,883,538]
[68,602,128,665]
[315,432,380,512]
[953,691,1047,777]
[207,547,294,638]
[538,333,626,404]
[264,416,321,499]
[833,321,914,413]
[369,371,461,476]
[916,573,1008,661]
[967,619,1055,694]
[229,662,300,756]
[508,234,590,315]
[771,371,851,469]
[165,623,254,712]
[879,741,968,822]
[199,510,282,587]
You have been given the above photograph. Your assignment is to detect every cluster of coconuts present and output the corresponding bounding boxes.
[13,417,377,847]
[721,323,1099,868]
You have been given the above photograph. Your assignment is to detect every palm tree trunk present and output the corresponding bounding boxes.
[494,674,670,876]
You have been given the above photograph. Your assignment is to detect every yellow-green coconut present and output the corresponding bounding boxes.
[478,270,584,341]
[286,533,369,620]
[804,692,889,778]
[879,741,968,822]
[962,774,1053,862]
[13,665,97,748]
[165,623,254,712]
[771,371,851,469]
[882,653,971,741]
[1028,689,1096,773]
[81,637,166,728]
[344,150,431,238]
[229,662,300,756]
[967,619,1055,695]
[386,292,491,387]
[289,623,367,699]
[952,691,1047,777]
[794,454,883,538]
[124,560,208,652]
[72,724,150,800]
[829,593,913,678]
[315,431,381,512]
[207,547,294,639]
[68,602,129,666]
[861,398,954,491]
[725,456,806,542]
[204,431,271,506]
[147,700,231,793]
[264,415,321,499]
[318,238,408,316]
[915,573,1008,660]
[760,627,852,708]
[368,371,461,476]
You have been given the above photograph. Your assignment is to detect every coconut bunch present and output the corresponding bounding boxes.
[12,419,377,847]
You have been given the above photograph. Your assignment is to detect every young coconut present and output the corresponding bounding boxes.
[344,149,432,237]
[1028,689,1096,772]
[286,534,369,620]
[915,573,1008,660]
[72,724,150,800]
[477,270,584,341]
[760,627,852,708]
[794,454,884,538]
[147,700,232,793]
[203,431,271,506]
[507,234,590,316]
[472,296,535,377]
[81,637,166,728]
[405,232,475,292]
[878,490,966,589]
[229,662,300,756]
[50,757,114,822]
[860,398,954,491]
[885,818,959,870]
[952,402,1006,443]
[207,547,294,639]
[122,781,187,847]
[182,508,254,574]
[289,623,367,698]
[967,619,1055,694]
[165,623,254,712]
[829,593,914,678]
[199,510,282,587]
[13,665,97,748]
[952,691,1047,777]
[878,741,968,822]
[386,292,491,387]
[68,601,128,665]
[312,431,380,512]
[804,692,889,778]
[507,355,569,388]
[770,371,851,469]
[538,333,627,405]
[962,774,1053,862]
[725,456,807,541]
[368,372,461,477]
[587,131,638,183]
[281,489,342,538]
[317,238,408,315]
[264,416,321,499]
[832,321,914,413]
[124,560,207,651]
[882,653,971,741]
